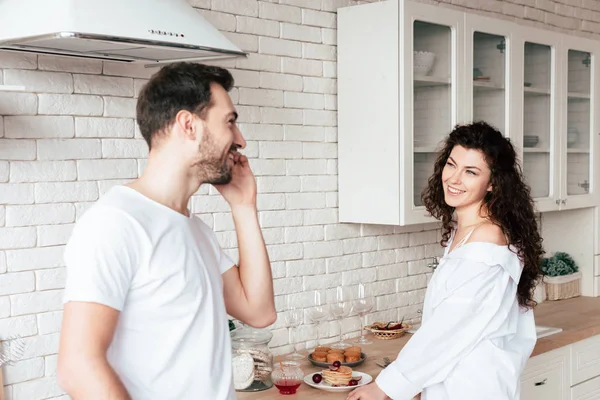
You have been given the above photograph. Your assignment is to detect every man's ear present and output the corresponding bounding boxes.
[174,110,199,141]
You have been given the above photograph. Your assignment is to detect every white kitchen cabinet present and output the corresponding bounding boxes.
[521,346,570,400]
[571,375,600,399]
[337,0,600,225]
[571,335,600,386]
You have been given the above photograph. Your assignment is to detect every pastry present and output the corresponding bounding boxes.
[232,353,255,390]
[345,353,361,362]
[312,352,327,362]
[327,352,345,363]
[315,346,331,353]
[327,349,344,354]
[322,366,353,386]
[346,346,361,354]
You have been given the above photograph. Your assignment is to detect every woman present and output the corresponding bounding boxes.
[347,122,544,400]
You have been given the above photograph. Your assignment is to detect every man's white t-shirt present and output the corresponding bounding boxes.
[63,185,236,400]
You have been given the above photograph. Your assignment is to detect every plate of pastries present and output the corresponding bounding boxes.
[308,346,366,368]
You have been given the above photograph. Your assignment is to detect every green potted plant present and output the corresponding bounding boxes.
[540,252,581,301]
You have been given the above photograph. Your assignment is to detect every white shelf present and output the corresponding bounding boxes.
[524,147,550,153]
[524,87,550,96]
[414,75,450,87]
[473,80,504,90]
[567,148,590,154]
[0,85,25,92]
[568,91,590,100]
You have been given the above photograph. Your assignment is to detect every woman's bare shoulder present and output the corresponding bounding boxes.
[469,222,507,246]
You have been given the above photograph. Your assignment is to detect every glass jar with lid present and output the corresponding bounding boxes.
[230,326,274,392]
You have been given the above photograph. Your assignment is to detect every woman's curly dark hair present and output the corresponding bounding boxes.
[421,121,544,309]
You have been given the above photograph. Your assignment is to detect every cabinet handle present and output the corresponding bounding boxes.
[556,199,560,205]
[561,199,567,205]
[534,378,547,386]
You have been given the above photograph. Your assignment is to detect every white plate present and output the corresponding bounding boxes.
[303,371,373,392]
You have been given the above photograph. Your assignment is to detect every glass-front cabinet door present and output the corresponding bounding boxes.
[519,29,560,212]
[402,2,464,224]
[560,36,599,209]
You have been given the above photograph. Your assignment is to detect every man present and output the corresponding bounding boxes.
[57,62,276,400]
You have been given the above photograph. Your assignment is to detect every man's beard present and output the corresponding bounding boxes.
[196,130,235,185]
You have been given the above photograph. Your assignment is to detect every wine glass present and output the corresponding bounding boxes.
[285,305,303,360]
[307,290,328,348]
[329,286,352,350]
[353,283,375,345]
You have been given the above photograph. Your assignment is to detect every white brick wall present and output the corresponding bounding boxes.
[1,0,598,398]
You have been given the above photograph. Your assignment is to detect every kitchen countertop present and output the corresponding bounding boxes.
[237,296,600,399]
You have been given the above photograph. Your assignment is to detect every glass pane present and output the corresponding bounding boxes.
[523,42,552,199]
[413,21,451,207]
[567,50,591,195]
[472,32,506,133]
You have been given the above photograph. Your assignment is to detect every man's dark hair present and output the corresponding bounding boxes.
[136,62,234,149]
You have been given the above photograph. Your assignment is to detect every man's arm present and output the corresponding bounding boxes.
[57,302,130,400]
[222,205,276,328]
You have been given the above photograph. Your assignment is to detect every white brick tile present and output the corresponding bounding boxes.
[260,210,303,228]
[396,246,426,262]
[0,207,4,227]
[325,94,337,110]
[102,139,148,158]
[34,182,98,203]
[267,243,303,262]
[0,183,34,205]
[271,260,286,278]
[191,195,230,213]
[103,62,156,79]
[11,290,63,316]
[37,139,101,160]
[285,126,336,142]
[342,267,376,286]
[0,272,35,296]
[37,311,63,335]
[238,123,283,141]
[259,37,302,58]
[257,193,286,210]
[75,117,135,138]
[327,159,337,175]
[37,224,74,247]
[6,246,65,272]
[211,0,258,17]
[137,159,147,176]
[259,2,301,23]
[104,96,136,118]
[322,28,336,45]
[304,109,336,126]
[303,142,337,158]
[6,204,74,227]
[280,0,321,9]
[303,272,340,290]
[5,116,74,139]
[377,263,408,280]
[379,234,410,250]
[38,93,103,116]
[0,315,38,337]
[36,268,66,290]
[300,176,337,192]
[343,237,378,254]
[4,356,45,385]
[238,88,283,107]
[362,250,396,268]
[261,107,303,125]
[211,212,234,232]
[285,192,326,209]
[281,57,323,77]
[4,70,73,93]
[45,354,58,376]
[0,139,36,160]
[323,61,337,78]
[303,76,336,94]
[263,228,285,246]
[408,259,431,276]
[304,240,343,259]
[0,162,7,182]
[304,209,337,225]
[303,9,336,28]
[38,55,102,74]
[325,224,360,240]
[134,78,149,98]
[321,0,357,12]
[97,179,130,196]
[74,74,134,97]
[0,251,5,273]
[409,230,439,246]
[231,69,260,88]
[223,32,258,52]
[376,292,409,311]
[241,140,259,158]
[286,159,327,175]
[274,277,303,295]
[10,161,76,183]
[0,52,37,69]
[326,192,337,207]
[286,259,325,278]
[249,159,286,176]
[260,72,303,91]
[281,23,322,43]
[396,275,428,292]
[77,159,137,180]
[11,374,63,399]
[237,105,261,123]
[0,227,36,249]
[303,43,336,61]
[236,16,279,37]
[284,92,325,109]
[284,226,324,243]
[0,92,37,115]
[199,9,237,31]
[235,53,281,73]
[259,141,302,159]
